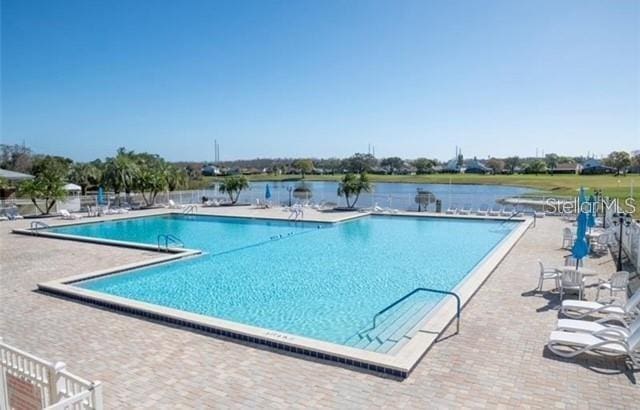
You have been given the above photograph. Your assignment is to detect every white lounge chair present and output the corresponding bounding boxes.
[445,207,456,215]
[536,260,560,292]
[561,289,640,319]
[203,199,220,207]
[596,271,629,301]
[560,270,585,300]
[458,207,470,215]
[547,326,640,367]
[499,208,512,217]
[5,207,24,220]
[475,206,488,216]
[255,199,270,209]
[488,208,501,217]
[59,209,82,220]
[591,233,610,254]
[167,200,185,209]
[556,316,640,340]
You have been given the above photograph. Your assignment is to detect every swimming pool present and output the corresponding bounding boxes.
[46,214,516,348]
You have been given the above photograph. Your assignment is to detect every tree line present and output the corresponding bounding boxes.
[209,151,640,176]
[1,146,187,214]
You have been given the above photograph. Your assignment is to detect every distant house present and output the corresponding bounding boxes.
[202,165,222,176]
[551,163,581,174]
[464,159,491,174]
[442,158,463,173]
[581,159,615,175]
[0,168,34,182]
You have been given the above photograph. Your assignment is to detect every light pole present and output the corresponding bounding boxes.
[611,212,632,271]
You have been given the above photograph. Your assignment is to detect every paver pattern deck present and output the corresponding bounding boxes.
[1,208,638,408]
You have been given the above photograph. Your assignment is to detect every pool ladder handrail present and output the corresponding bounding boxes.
[157,234,185,251]
[359,287,461,338]
[182,205,197,215]
[501,210,536,228]
[30,221,50,234]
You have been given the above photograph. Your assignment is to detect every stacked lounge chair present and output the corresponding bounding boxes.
[547,290,640,366]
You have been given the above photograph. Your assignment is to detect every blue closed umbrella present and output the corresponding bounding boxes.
[265,184,272,200]
[577,187,586,211]
[572,212,590,268]
[97,186,105,205]
[587,195,596,229]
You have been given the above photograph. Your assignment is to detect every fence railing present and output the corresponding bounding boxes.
[29,189,574,215]
[0,338,102,410]
[604,207,640,271]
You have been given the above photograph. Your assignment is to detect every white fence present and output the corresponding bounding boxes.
[0,338,102,410]
[47,189,572,213]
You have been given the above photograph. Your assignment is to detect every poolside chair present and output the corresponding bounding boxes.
[536,260,560,292]
[475,206,488,216]
[560,271,585,301]
[547,326,640,367]
[500,208,514,217]
[445,207,456,215]
[167,200,185,209]
[255,198,270,209]
[458,206,471,215]
[591,233,610,254]
[59,209,82,220]
[562,228,574,249]
[488,208,501,217]
[202,199,220,207]
[5,207,24,220]
[561,289,640,319]
[596,271,629,301]
[555,315,640,340]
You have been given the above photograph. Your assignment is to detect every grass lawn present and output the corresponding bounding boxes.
[194,173,640,215]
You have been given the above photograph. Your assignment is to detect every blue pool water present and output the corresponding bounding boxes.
[50,215,518,352]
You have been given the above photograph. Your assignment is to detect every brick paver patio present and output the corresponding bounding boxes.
[1,210,637,408]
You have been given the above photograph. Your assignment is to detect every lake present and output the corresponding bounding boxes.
[201,181,535,211]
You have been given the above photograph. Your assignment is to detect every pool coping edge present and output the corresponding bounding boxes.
[32,213,533,379]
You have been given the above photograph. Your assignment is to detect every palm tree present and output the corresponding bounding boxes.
[163,164,188,192]
[337,172,371,208]
[103,149,139,203]
[69,163,102,195]
[218,175,249,204]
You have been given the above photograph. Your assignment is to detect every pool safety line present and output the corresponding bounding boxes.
[207,225,327,258]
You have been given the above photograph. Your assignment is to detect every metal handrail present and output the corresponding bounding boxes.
[502,210,537,228]
[157,234,184,251]
[182,205,197,214]
[30,221,50,232]
[359,287,461,337]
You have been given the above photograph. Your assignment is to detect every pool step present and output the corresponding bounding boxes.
[344,297,438,353]
[343,298,417,347]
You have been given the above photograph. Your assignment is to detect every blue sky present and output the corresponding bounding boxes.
[2,0,638,162]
